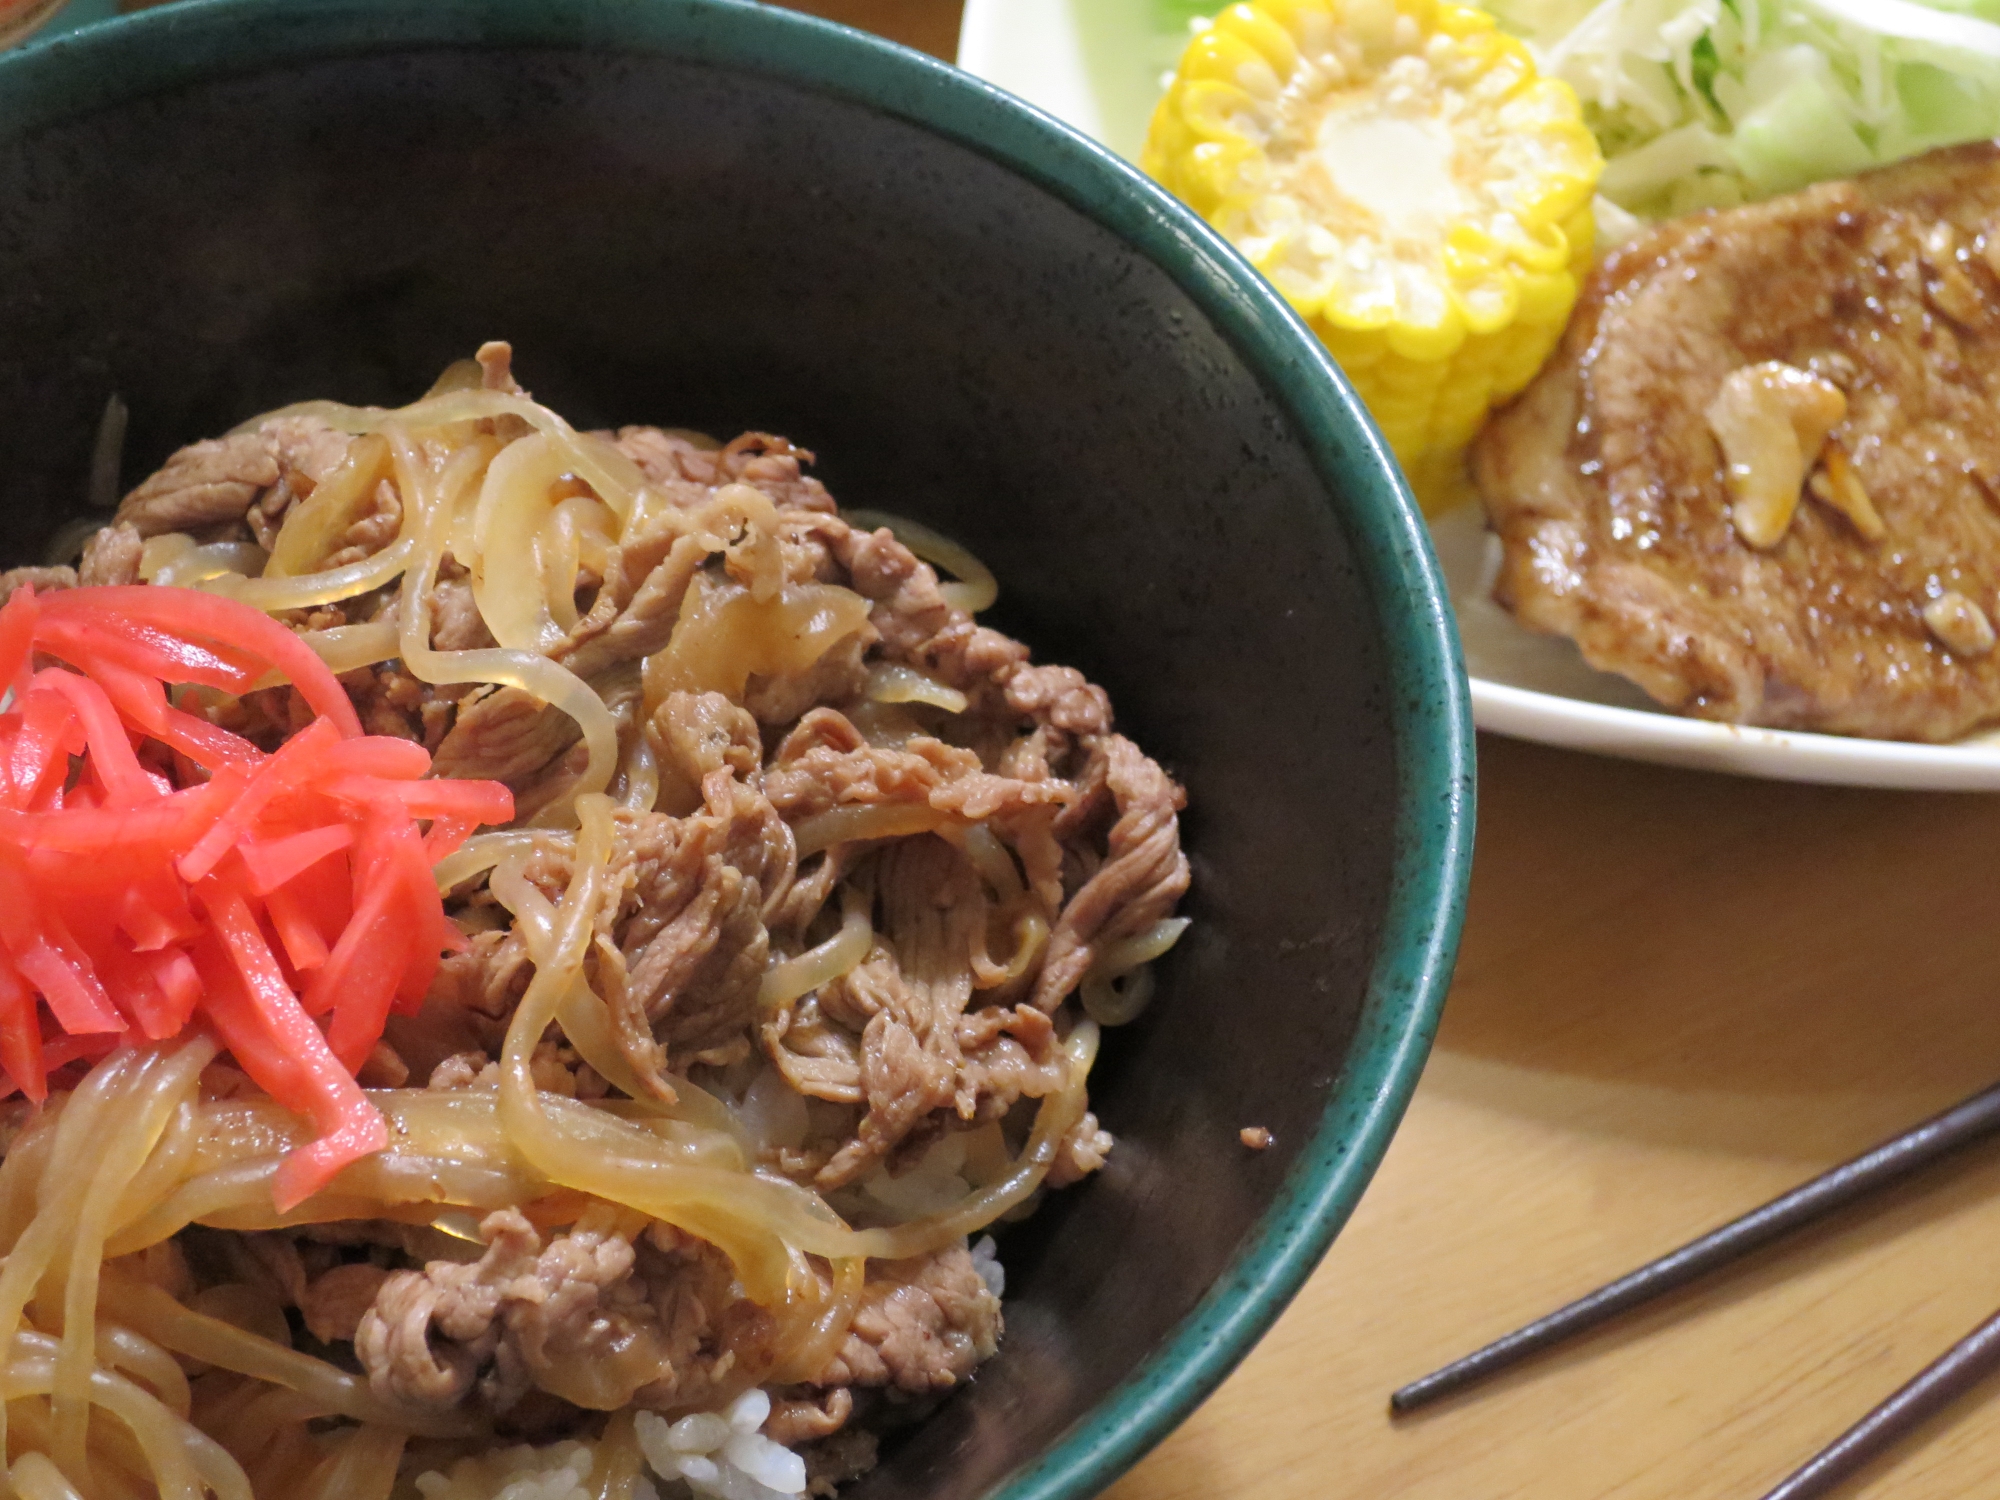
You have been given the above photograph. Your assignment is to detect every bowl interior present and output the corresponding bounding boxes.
[0,8,1465,1499]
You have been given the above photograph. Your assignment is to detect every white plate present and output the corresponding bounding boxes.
[956,0,2000,789]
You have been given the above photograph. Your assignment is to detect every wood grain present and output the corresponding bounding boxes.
[803,3,2000,1494]
[1107,734,2000,1500]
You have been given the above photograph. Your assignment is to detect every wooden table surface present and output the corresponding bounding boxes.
[781,5,2000,1497]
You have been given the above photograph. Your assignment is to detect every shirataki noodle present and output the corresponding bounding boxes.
[0,346,1191,1500]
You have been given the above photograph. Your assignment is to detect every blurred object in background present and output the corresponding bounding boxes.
[961,0,1216,163]
[4,0,169,49]
[0,0,69,50]
[8,0,966,57]
[767,0,963,58]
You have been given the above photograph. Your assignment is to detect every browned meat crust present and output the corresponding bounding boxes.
[1475,141,2000,740]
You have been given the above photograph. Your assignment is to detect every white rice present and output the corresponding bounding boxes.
[413,1387,807,1500]
[969,1234,1005,1299]
[637,1388,808,1500]
[413,1439,633,1500]
[411,1237,1010,1500]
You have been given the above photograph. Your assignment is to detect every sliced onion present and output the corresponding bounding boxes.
[1081,966,1154,1027]
[243,389,648,526]
[643,574,873,712]
[262,433,390,579]
[139,536,268,589]
[388,432,619,813]
[758,885,872,1010]
[470,432,571,653]
[791,802,953,858]
[136,535,194,583]
[1076,917,1188,1026]
[952,824,1024,898]
[296,618,400,676]
[430,830,548,895]
[615,729,660,814]
[1090,916,1191,977]
[210,537,414,613]
[865,662,967,714]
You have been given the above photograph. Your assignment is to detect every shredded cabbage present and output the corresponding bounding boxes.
[1481,0,2000,213]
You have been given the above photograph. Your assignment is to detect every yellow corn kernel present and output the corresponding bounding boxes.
[1218,5,1301,79]
[1143,0,1603,513]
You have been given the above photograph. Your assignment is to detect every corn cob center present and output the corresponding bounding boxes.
[1144,0,1602,512]
[1311,111,1462,240]
[1229,19,1556,331]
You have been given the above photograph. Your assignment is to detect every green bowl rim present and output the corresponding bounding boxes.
[0,4,1476,1496]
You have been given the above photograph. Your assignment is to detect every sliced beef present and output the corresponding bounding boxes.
[433,686,584,786]
[431,575,496,652]
[1031,736,1189,1012]
[812,1242,1001,1395]
[610,846,768,1084]
[766,1387,854,1446]
[425,789,793,1096]
[300,1262,393,1344]
[1004,665,1111,738]
[554,510,708,683]
[322,479,403,568]
[338,663,462,749]
[353,1208,751,1416]
[648,690,762,787]
[426,927,534,1029]
[614,429,838,518]
[763,709,1070,827]
[1045,1110,1116,1190]
[780,837,1069,1191]
[0,565,73,599]
[476,340,526,395]
[78,522,143,587]
[427,1041,602,1098]
[602,785,792,1080]
[117,414,350,539]
[828,526,1029,707]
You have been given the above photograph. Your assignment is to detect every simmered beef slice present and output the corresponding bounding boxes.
[353,1210,757,1416]
[349,1210,996,1421]
[813,1242,1001,1395]
[1476,141,2000,740]
[116,415,352,539]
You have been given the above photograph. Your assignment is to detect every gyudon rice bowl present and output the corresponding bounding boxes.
[0,343,1190,1500]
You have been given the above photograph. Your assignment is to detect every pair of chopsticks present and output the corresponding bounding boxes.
[1388,1078,2000,1499]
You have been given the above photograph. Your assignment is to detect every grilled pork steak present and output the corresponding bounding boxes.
[1475,142,2000,741]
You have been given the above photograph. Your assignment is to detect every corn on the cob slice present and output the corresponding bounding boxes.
[1143,0,1602,512]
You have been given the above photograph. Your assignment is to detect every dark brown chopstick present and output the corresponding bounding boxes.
[1757,1303,2000,1500]
[1390,1076,2000,1415]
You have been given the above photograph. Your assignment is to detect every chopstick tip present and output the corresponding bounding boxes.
[1388,1366,1462,1417]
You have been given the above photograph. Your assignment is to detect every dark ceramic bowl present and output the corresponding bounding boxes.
[0,4,1472,1497]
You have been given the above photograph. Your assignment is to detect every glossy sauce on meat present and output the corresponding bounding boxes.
[1476,142,2000,740]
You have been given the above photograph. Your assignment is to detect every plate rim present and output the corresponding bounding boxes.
[1473,680,2000,789]
[958,0,2000,792]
